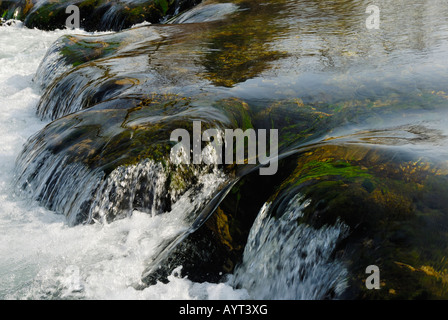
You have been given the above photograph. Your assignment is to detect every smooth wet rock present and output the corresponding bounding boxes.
[15,94,260,225]
[34,0,293,120]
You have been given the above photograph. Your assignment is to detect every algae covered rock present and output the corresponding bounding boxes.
[1,0,201,31]
[15,93,266,225]
[34,22,210,119]
[199,0,288,87]
[231,137,448,299]
[141,152,297,284]
[1,0,35,21]
[139,122,448,293]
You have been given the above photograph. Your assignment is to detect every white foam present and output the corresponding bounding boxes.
[0,23,246,300]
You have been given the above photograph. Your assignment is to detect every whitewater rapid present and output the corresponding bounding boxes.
[0,22,248,300]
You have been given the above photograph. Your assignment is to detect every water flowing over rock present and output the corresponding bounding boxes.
[233,198,350,300]
[1,0,202,31]
[11,0,448,298]
[15,93,237,225]
[233,137,448,299]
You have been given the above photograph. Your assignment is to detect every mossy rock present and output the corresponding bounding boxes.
[1,0,34,20]
[259,143,448,299]
[22,0,201,31]
[58,34,122,67]
[141,152,298,284]
[35,22,210,119]
[140,137,448,292]
[16,95,267,224]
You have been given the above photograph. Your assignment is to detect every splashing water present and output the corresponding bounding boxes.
[0,22,248,300]
[233,195,349,300]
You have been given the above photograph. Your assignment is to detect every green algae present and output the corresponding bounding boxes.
[60,36,121,67]
[293,159,374,186]
[260,143,448,299]
[214,98,254,130]
[21,0,199,31]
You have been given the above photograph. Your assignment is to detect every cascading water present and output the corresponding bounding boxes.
[15,137,230,226]
[3,0,448,301]
[0,19,247,301]
[233,195,349,300]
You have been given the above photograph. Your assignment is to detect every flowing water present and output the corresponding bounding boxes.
[1,0,448,300]
[0,22,247,300]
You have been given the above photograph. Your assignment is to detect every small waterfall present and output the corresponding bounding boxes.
[233,195,349,300]
[32,2,242,121]
[33,28,161,120]
[15,132,229,227]
[89,160,168,223]
[33,36,74,92]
